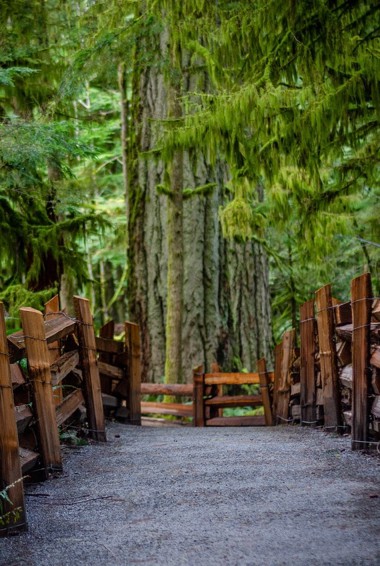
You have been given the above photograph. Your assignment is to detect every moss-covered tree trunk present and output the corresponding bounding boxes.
[127,22,273,383]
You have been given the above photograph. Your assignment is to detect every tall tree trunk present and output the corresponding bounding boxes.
[127,22,273,383]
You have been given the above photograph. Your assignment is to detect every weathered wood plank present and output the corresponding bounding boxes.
[20,307,62,475]
[332,298,352,326]
[74,296,106,442]
[19,447,39,474]
[272,343,283,422]
[205,372,260,385]
[125,322,142,425]
[8,315,76,363]
[45,295,62,405]
[102,393,119,408]
[50,350,80,386]
[98,321,115,395]
[315,285,341,429]
[95,336,124,355]
[0,302,26,535]
[351,273,372,449]
[140,383,193,396]
[276,329,296,423]
[15,404,33,435]
[205,416,266,427]
[56,389,85,427]
[300,300,317,424]
[258,358,274,426]
[205,394,262,408]
[193,366,205,427]
[10,363,25,389]
[98,361,124,380]
[141,401,193,417]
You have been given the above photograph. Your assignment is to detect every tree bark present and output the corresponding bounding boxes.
[127,21,273,383]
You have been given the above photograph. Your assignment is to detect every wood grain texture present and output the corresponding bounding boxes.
[300,300,317,424]
[351,273,372,449]
[258,358,274,426]
[20,307,62,475]
[276,330,296,423]
[74,296,106,442]
[315,285,341,429]
[141,401,193,417]
[44,295,62,405]
[56,389,84,427]
[125,322,141,425]
[204,394,262,408]
[0,302,26,535]
[141,383,193,396]
[193,366,205,427]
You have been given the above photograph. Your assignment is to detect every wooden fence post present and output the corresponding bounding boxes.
[272,343,283,422]
[99,320,115,396]
[74,297,106,442]
[193,366,205,427]
[0,303,26,535]
[300,300,317,425]
[45,295,62,405]
[276,329,295,424]
[315,285,341,430]
[20,308,62,475]
[351,273,372,450]
[125,322,141,425]
[257,358,273,426]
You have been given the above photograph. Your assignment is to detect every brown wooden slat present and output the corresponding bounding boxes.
[45,295,62,405]
[19,447,39,474]
[56,389,84,427]
[99,321,115,395]
[20,307,62,475]
[51,350,80,386]
[15,404,33,435]
[205,394,262,408]
[276,329,296,423]
[193,366,205,427]
[205,372,260,385]
[300,300,317,424]
[0,302,26,534]
[95,336,124,355]
[205,416,266,427]
[125,322,141,425]
[141,383,193,396]
[258,358,274,426]
[10,363,25,389]
[8,315,76,363]
[74,296,106,442]
[141,401,193,417]
[315,285,341,429]
[351,273,372,450]
[98,361,124,380]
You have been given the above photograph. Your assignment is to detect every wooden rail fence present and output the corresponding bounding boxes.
[0,295,141,536]
[1,271,378,537]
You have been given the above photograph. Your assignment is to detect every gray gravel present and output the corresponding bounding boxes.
[1,422,379,566]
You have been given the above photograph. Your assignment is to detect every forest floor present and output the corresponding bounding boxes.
[1,422,379,566]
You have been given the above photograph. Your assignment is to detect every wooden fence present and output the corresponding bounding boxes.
[272,272,380,452]
[0,295,141,536]
[1,271,378,536]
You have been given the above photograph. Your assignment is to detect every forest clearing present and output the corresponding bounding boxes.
[0,0,380,563]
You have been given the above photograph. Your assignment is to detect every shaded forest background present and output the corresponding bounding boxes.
[0,0,379,383]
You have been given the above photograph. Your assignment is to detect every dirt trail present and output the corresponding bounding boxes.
[1,422,379,566]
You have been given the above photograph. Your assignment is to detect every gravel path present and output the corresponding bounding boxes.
[1,422,379,566]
